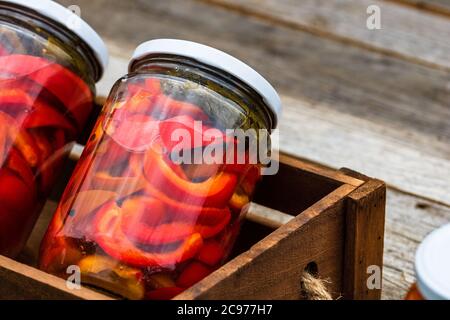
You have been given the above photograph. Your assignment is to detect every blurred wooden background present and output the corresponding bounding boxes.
[54,0,450,300]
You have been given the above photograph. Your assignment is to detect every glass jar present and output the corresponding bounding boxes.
[40,39,281,300]
[405,223,450,300]
[0,0,108,257]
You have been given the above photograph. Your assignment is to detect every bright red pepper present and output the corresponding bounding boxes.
[0,168,35,213]
[31,130,55,194]
[144,182,231,225]
[23,103,77,136]
[0,43,8,56]
[93,201,204,268]
[176,262,213,288]
[0,111,40,167]
[121,196,230,245]
[6,148,35,190]
[159,115,227,153]
[197,241,225,266]
[143,143,238,208]
[0,54,93,128]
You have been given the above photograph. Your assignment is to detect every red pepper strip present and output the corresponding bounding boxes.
[31,130,55,194]
[6,148,35,189]
[107,114,159,152]
[144,143,238,208]
[0,88,34,119]
[122,221,195,246]
[0,55,93,128]
[0,168,35,213]
[121,196,229,244]
[96,138,130,171]
[145,182,231,225]
[93,201,204,268]
[159,115,227,153]
[197,241,225,266]
[195,210,231,239]
[121,196,166,226]
[23,104,77,136]
[146,287,184,300]
[0,111,40,167]
[176,262,213,288]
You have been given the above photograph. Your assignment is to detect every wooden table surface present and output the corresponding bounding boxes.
[54,0,450,300]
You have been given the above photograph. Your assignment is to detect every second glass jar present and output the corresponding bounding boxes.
[40,39,281,300]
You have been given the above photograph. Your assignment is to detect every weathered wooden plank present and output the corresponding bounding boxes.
[0,255,112,300]
[388,0,450,16]
[201,0,450,71]
[382,189,450,300]
[279,96,450,206]
[340,171,386,300]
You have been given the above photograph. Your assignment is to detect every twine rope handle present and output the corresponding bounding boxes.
[300,271,333,300]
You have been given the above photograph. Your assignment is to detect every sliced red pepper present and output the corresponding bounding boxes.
[0,168,35,213]
[6,148,35,189]
[0,55,93,128]
[143,143,237,208]
[144,182,231,225]
[197,241,225,266]
[176,262,213,288]
[0,88,34,119]
[159,115,226,153]
[0,111,40,167]
[146,287,184,300]
[107,114,159,152]
[23,103,77,136]
[195,210,231,239]
[31,130,56,194]
[93,201,204,268]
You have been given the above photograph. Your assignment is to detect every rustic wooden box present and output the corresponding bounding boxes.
[0,150,386,300]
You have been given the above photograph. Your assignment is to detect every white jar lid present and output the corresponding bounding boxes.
[2,0,108,80]
[416,223,450,300]
[130,39,282,129]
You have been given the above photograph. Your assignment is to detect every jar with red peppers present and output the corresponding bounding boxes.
[0,0,108,257]
[39,39,281,300]
[405,223,450,300]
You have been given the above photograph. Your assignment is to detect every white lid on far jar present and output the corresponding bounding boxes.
[130,39,282,129]
[415,223,450,300]
[2,0,108,80]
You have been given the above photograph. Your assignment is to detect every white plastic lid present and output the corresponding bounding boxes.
[415,223,450,300]
[130,39,282,129]
[2,0,108,80]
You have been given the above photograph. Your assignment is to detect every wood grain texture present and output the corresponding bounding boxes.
[0,256,112,300]
[382,190,450,300]
[387,0,450,16]
[341,170,386,300]
[175,184,356,300]
[201,0,450,71]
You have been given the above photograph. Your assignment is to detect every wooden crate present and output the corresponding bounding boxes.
[0,151,386,300]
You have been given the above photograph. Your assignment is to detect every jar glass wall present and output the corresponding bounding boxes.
[40,48,279,300]
[0,1,106,257]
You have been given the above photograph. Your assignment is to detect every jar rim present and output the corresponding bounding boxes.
[415,223,450,300]
[129,39,281,129]
[1,0,108,80]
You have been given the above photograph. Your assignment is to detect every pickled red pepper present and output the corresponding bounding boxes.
[0,54,94,256]
[40,76,261,300]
